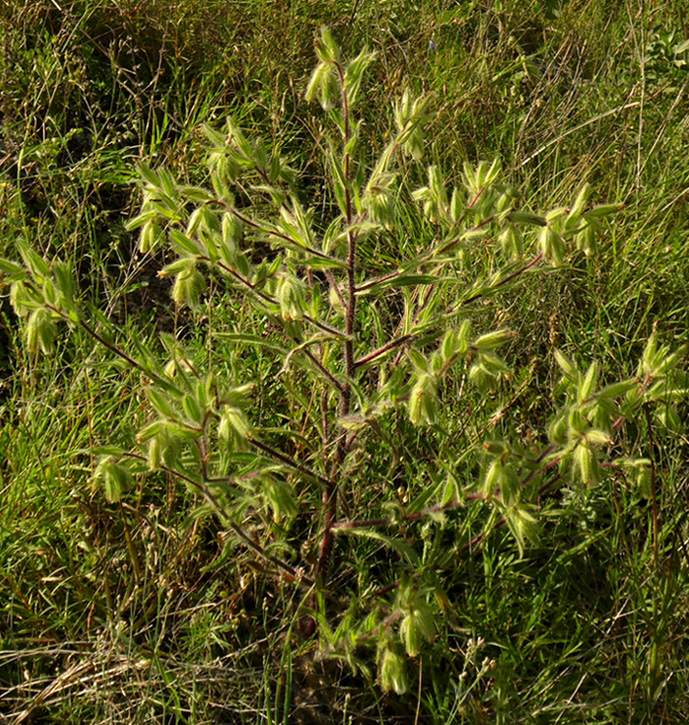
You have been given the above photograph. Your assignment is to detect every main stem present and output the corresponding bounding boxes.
[315,64,356,588]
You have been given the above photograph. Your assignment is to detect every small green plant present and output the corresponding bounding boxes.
[1,27,686,696]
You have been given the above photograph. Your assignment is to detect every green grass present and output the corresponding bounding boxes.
[2,0,689,722]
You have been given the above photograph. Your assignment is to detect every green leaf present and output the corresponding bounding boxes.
[182,394,204,425]
[345,529,420,566]
[137,162,160,188]
[473,329,515,351]
[508,211,547,226]
[554,350,578,379]
[148,389,176,418]
[578,361,598,403]
[136,420,166,443]
[169,229,202,256]
[326,144,349,218]
[343,48,377,106]
[504,505,539,555]
[567,183,590,223]
[0,257,28,277]
[598,379,636,398]
[656,405,682,433]
[585,203,623,218]
[584,429,612,446]
[361,273,443,293]
[407,349,428,373]
[214,332,288,355]
[17,241,51,281]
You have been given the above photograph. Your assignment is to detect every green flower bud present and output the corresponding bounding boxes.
[574,443,599,485]
[635,463,652,498]
[484,459,505,498]
[277,274,306,321]
[548,414,568,444]
[263,477,298,522]
[95,456,133,504]
[539,226,566,266]
[138,219,162,253]
[172,266,205,308]
[498,225,522,259]
[575,222,598,256]
[148,424,181,471]
[408,373,438,426]
[218,406,250,440]
[26,307,56,354]
[380,644,408,695]
[400,601,435,657]
[483,439,508,456]
[328,285,345,315]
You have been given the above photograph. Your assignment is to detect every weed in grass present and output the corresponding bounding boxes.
[3,2,689,722]
[2,26,687,724]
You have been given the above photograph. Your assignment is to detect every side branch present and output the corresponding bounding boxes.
[332,493,486,531]
[354,334,413,368]
[210,258,348,339]
[453,252,544,310]
[121,453,314,586]
[248,437,334,490]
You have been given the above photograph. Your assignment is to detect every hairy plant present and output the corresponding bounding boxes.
[1,28,686,695]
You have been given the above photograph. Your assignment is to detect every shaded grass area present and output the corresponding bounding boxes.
[1,0,689,722]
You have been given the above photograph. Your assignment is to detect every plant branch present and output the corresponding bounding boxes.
[324,269,347,308]
[643,402,659,564]
[213,200,344,266]
[299,347,345,393]
[210,258,348,339]
[354,334,414,368]
[120,452,313,586]
[46,305,173,391]
[452,252,544,310]
[314,61,355,591]
[248,437,334,489]
[332,493,486,531]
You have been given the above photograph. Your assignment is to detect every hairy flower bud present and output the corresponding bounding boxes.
[380,645,408,695]
[408,373,439,426]
[277,274,306,321]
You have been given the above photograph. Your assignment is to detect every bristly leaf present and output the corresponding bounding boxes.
[0,257,29,279]
[578,361,598,403]
[343,48,377,107]
[554,350,578,379]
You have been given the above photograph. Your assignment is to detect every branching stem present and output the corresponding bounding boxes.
[120,452,314,586]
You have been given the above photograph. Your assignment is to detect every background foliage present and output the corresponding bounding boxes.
[1,1,688,723]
